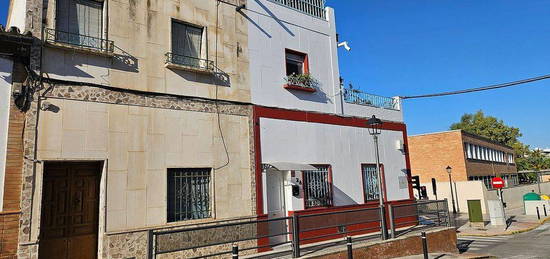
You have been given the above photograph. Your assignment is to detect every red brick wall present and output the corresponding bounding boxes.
[408,131,468,183]
[0,211,19,259]
[0,92,25,258]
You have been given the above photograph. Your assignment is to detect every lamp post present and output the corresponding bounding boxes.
[367,115,388,240]
[447,166,457,214]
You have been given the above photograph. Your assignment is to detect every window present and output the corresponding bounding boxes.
[303,165,333,208]
[167,168,211,222]
[362,164,380,201]
[285,49,308,76]
[170,20,208,69]
[55,0,104,48]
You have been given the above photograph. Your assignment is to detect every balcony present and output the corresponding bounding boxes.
[268,0,326,19]
[165,52,215,74]
[343,88,400,110]
[44,28,114,55]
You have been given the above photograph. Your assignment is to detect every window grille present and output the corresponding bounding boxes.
[303,166,332,208]
[167,168,211,222]
[362,165,380,201]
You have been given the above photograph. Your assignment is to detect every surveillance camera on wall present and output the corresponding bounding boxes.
[338,41,351,51]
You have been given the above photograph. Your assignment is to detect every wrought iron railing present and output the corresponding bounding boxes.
[44,28,114,53]
[388,199,451,238]
[165,52,215,72]
[343,88,400,110]
[148,201,450,258]
[268,0,326,19]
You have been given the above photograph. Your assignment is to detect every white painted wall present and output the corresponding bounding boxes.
[6,0,27,31]
[248,1,404,122]
[260,118,411,211]
[342,102,403,123]
[248,1,341,114]
[423,180,550,214]
[0,57,14,211]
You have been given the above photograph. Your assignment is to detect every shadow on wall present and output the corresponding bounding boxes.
[332,185,359,206]
[254,0,295,36]
[288,87,331,104]
[169,68,231,87]
[112,46,139,73]
[239,10,272,38]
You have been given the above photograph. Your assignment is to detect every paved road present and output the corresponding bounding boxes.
[458,223,550,258]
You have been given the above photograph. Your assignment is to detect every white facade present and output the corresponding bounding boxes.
[260,118,410,213]
[248,0,403,121]
[0,57,13,211]
[248,0,411,220]
[248,1,342,114]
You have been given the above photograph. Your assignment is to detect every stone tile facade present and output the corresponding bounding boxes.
[8,0,256,257]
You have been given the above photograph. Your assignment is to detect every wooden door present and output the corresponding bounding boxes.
[39,162,101,259]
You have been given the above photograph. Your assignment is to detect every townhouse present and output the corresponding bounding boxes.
[2,0,414,258]
[247,0,413,247]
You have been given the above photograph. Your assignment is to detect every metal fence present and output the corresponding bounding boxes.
[343,89,400,110]
[388,199,451,238]
[165,52,215,72]
[148,201,449,258]
[44,28,114,53]
[268,0,326,19]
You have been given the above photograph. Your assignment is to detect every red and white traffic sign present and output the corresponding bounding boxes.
[492,177,505,189]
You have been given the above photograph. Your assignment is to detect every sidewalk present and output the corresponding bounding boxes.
[394,252,496,259]
[456,206,550,237]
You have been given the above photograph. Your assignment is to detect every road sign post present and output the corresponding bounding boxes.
[491,177,507,225]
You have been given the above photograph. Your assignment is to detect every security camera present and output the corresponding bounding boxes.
[338,41,351,51]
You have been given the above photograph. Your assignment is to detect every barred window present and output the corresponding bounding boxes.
[167,168,211,222]
[362,164,380,201]
[303,165,333,208]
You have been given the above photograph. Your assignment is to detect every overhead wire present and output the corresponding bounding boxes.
[400,74,550,100]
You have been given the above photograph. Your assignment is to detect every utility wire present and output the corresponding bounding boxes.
[400,74,550,100]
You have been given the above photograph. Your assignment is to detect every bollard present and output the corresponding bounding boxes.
[232,244,239,259]
[346,236,353,259]
[421,232,428,259]
[292,213,301,258]
[536,207,541,220]
[544,204,548,217]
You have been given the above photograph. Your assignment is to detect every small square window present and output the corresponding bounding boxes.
[303,165,332,208]
[167,168,211,222]
[285,50,308,76]
[362,164,380,202]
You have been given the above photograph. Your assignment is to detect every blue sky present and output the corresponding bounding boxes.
[2,1,549,148]
[327,0,550,148]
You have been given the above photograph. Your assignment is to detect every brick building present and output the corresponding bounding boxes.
[408,130,518,189]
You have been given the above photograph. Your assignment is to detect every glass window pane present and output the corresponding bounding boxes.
[167,168,211,222]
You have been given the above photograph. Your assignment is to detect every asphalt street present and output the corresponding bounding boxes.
[458,223,550,258]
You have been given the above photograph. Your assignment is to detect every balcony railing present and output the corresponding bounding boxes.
[165,52,215,73]
[268,0,326,19]
[44,28,114,53]
[343,88,400,110]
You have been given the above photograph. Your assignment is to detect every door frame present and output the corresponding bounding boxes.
[36,160,107,259]
[265,169,288,244]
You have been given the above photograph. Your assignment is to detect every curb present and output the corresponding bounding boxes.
[457,216,550,237]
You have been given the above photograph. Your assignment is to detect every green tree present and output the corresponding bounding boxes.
[450,111,550,182]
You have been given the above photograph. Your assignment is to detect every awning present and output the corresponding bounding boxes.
[264,162,317,171]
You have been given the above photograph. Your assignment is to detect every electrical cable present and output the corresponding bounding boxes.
[400,74,550,100]
[214,0,231,170]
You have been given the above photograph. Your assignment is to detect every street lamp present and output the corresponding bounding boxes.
[447,166,457,214]
[367,115,388,240]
